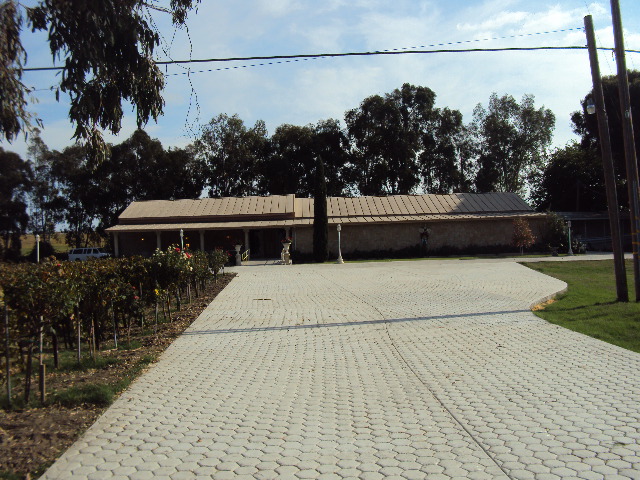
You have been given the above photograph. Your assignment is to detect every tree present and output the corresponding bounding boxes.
[313,158,329,263]
[195,114,267,198]
[420,107,469,193]
[259,124,316,196]
[0,147,31,260]
[470,93,555,194]
[345,84,436,195]
[313,119,349,197]
[530,143,606,212]
[512,218,535,254]
[50,144,97,248]
[571,70,640,210]
[0,0,199,156]
[93,129,204,232]
[26,130,64,242]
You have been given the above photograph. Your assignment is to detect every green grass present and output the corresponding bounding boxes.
[42,350,123,372]
[1,351,156,410]
[524,260,640,353]
[49,354,157,408]
[51,383,114,407]
[0,471,23,480]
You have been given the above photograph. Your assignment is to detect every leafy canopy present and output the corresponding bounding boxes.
[0,0,199,158]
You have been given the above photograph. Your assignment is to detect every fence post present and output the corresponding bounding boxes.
[4,305,11,408]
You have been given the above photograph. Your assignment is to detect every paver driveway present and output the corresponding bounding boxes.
[43,260,640,480]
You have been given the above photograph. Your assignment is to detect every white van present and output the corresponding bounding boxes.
[68,247,110,261]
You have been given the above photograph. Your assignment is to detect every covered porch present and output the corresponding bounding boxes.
[111,225,295,259]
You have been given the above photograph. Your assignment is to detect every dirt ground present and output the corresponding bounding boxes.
[0,274,235,479]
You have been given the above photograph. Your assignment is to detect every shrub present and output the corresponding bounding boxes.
[512,218,536,254]
[541,212,568,251]
[26,240,56,262]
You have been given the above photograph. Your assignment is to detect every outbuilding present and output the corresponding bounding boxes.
[106,192,548,259]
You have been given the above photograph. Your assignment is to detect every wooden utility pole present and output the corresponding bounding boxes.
[610,0,640,301]
[584,15,628,302]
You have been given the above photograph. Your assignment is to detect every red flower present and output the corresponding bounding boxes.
[175,247,181,252]
[134,295,139,300]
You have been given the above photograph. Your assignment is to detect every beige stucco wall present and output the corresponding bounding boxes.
[293,217,548,255]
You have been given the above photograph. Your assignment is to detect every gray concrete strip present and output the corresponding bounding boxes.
[42,260,640,479]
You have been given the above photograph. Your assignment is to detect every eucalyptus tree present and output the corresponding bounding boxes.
[419,107,470,193]
[259,123,316,196]
[0,0,200,157]
[93,129,204,232]
[195,114,267,198]
[313,119,349,197]
[470,93,555,194]
[26,130,64,242]
[0,147,31,259]
[50,144,102,248]
[345,84,432,195]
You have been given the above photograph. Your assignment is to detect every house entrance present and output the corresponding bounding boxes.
[249,229,286,259]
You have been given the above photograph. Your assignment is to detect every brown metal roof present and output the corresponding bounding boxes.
[118,194,296,225]
[106,211,547,233]
[110,192,537,231]
[293,193,532,219]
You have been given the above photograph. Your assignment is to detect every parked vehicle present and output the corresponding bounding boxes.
[68,247,110,261]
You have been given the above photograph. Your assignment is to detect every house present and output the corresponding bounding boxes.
[106,193,548,258]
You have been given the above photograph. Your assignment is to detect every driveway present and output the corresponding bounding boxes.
[43,260,640,479]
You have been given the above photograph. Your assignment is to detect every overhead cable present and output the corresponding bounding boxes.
[23,45,640,72]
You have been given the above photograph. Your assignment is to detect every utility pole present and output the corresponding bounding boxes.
[584,15,628,301]
[610,0,640,301]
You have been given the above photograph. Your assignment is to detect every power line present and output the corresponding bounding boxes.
[22,45,640,72]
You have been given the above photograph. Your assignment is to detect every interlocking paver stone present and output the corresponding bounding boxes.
[41,259,640,479]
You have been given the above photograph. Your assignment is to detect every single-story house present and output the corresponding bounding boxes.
[106,192,549,259]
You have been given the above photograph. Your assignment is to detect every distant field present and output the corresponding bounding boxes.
[20,234,69,256]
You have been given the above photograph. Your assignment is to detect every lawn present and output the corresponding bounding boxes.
[523,260,640,354]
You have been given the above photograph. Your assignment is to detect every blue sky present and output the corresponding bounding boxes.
[5,0,640,159]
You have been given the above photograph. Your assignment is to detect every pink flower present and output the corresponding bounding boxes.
[134,295,139,300]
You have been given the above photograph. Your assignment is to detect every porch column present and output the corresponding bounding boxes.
[156,230,162,251]
[199,229,205,252]
[113,232,119,258]
[244,229,250,254]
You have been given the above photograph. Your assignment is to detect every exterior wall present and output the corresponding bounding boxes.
[293,217,549,255]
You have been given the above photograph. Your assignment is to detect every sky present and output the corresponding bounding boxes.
[4,0,640,160]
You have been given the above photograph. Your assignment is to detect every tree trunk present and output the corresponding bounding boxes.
[51,330,59,369]
[76,306,81,364]
[111,302,118,350]
[24,341,34,403]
